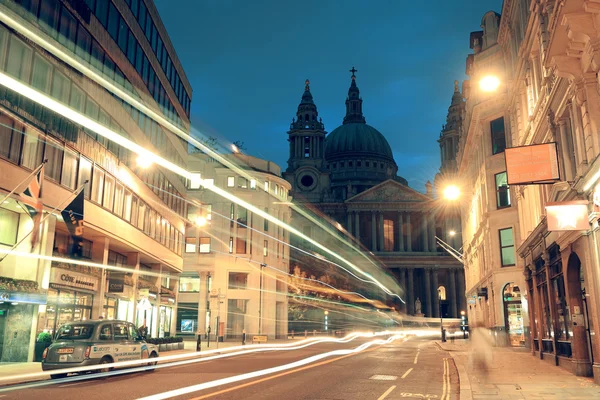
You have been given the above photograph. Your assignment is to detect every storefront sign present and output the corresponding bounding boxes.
[0,291,47,304]
[505,143,560,185]
[546,201,590,231]
[108,273,124,293]
[50,269,98,292]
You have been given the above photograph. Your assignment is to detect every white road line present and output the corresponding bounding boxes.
[376,385,396,400]
[58,382,86,388]
[401,368,413,379]
[445,358,451,400]
[441,358,447,400]
[413,351,420,364]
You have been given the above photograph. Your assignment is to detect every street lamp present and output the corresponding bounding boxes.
[136,154,153,169]
[448,230,456,237]
[439,288,446,342]
[324,310,329,332]
[442,185,461,201]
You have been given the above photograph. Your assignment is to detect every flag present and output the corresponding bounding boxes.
[61,190,85,257]
[17,165,44,249]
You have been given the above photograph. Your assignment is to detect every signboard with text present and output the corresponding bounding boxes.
[505,143,560,185]
[50,269,98,291]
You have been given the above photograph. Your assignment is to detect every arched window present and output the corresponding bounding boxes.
[438,286,446,300]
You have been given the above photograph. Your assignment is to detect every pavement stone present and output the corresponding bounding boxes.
[437,339,600,400]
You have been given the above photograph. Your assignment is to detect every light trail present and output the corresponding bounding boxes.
[0,71,403,301]
[0,332,394,391]
[138,334,403,400]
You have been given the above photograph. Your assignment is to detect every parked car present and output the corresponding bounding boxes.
[42,319,159,379]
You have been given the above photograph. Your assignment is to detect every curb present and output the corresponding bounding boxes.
[434,342,472,400]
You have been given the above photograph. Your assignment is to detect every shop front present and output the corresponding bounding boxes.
[42,268,99,336]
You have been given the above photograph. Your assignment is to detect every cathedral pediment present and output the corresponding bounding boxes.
[345,180,432,203]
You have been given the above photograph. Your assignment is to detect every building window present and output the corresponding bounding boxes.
[78,156,92,199]
[229,237,233,253]
[236,237,246,254]
[0,113,22,164]
[499,228,515,266]
[202,178,214,188]
[438,286,446,301]
[383,219,394,251]
[61,148,78,190]
[263,240,268,256]
[228,272,248,289]
[92,168,104,204]
[45,138,64,182]
[250,179,256,189]
[238,177,247,189]
[199,237,211,253]
[179,276,200,293]
[227,176,235,187]
[185,237,196,253]
[0,208,19,246]
[21,129,45,170]
[491,117,506,155]
[264,181,269,192]
[495,172,511,208]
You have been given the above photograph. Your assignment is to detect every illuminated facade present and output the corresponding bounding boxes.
[497,0,600,380]
[283,74,464,320]
[181,153,290,339]
[0,0,190,361]
[450,10,528,348]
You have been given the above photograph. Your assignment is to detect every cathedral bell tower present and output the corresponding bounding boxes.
[286,79,326,171]
[284,80,329,203]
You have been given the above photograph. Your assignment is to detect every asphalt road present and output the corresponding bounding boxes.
[0,336,459,400]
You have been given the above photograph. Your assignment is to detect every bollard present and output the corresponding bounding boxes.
[291,330,294,339]
[304,330,307,338]
[196,335,202,352]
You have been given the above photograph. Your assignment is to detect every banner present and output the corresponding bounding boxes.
[108,272,125,293]
[17,165,44,249]
[61,190,85,257]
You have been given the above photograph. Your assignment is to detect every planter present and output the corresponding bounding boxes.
[167,343,175,351]
[34,342,50,362]
[159,344,167,352]
[178,342,184,350]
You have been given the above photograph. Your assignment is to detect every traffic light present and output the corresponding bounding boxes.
[460,311,468,332]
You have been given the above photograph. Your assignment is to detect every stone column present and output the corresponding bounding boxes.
[407,268,414,315]
[406,213,412,251]
[424,268,432,317]
[398,212,404,252]
[543,252,559,362]
[354,211,360,242]
[422,213,430,252]
[371,212,377,251]
[429,212,437,251]
[432,269,440,318]
[558,119,574,181]
[346,211,352,235]
[92,237,110,319]
[127,252,141,325]
[531,268,544,358]
[457,269,466,315]
[449,269,457,318]
[378,212,385,251]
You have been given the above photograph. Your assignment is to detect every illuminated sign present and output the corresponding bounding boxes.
[546,201,590,231]
[505,143,560,185]
[50,269,98,291]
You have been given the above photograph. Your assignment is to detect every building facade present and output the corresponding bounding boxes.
[283,74,464,319]
[450,10,529,348]
[181,153,291,340]
[0,0,190,361]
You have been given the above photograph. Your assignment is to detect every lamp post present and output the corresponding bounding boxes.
[439,288,445,342]
[259,263,266,335]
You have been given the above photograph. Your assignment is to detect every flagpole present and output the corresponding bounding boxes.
[0,160,47,207]
[435,236,464,265]
[0,180,87,264]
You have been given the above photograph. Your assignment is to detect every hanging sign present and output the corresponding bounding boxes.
[546,201,589,231]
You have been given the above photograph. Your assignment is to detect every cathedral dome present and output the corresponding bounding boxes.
[324,123,394,161]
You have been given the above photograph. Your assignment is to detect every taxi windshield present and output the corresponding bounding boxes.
[55,324,94,340]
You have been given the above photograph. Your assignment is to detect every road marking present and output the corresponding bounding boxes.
[413,350,420,364]
[188,346,382,399]
[441,357,451,400]
[401,368,413,379]
[442,358,447,400]
[58,381,86,388]
[377,385,396,400]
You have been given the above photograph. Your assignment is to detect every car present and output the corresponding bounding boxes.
[42,319,159,379]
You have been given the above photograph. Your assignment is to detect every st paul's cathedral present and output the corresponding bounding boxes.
[283,69,465,318]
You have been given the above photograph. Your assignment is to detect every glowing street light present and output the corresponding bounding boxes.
[136,154,153,169]
[231,144,239,154]
[479,75,501,92]
[448,230,456,237]
[443,185,461,201]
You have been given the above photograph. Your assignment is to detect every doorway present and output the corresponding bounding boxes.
[503,283,524,347]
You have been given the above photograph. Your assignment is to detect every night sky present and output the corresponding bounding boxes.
[155,0,501,192]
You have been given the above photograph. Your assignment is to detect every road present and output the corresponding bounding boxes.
[0,336,459,399]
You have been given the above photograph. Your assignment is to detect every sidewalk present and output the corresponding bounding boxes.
[437,339,600,400]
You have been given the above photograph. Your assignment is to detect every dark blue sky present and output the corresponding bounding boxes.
[156,0,501,192]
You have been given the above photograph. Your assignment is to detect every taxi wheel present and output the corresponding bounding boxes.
[50,373,67,379]
[99,357,113,373]
[146,352,158,371]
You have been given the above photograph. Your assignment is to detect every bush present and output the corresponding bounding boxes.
[37,332,52,343]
